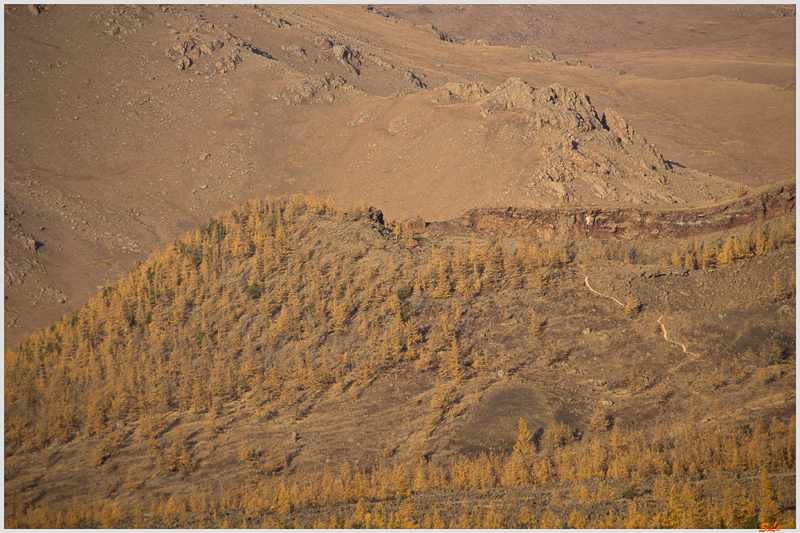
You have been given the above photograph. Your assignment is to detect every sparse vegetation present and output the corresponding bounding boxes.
[4,193,795,528]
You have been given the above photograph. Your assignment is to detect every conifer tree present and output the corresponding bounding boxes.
[662,484,683,528]
[513,418,534,455]
[535,457,552,483]
[679,480,704,528]
[720,481,750,527]
[590,407,612,431]
[433,258,452,298]
[568,508,589,529]
[468,236,485,275]
[624,296,641,317]
[718,238,735,266]
[440,339,466,382]
[781,216,796,244]
[540,509,560,529]
[405,227,418,249]
[534,267,549,289]
[529,311,544,336]
[702,245,718,269]
[671,248,683,267]
[758,468,781,525]
[683,251,696,270]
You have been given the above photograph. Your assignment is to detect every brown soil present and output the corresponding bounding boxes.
[4,4,795,350]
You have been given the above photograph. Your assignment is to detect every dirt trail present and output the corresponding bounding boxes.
[583,275,625,307]
[657,314,700,361]
[584,275,701,372]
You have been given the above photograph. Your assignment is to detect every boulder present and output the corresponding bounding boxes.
[407,216,427,231]
[527,46,557,62]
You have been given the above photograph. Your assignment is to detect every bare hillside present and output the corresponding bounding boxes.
[4,4,795,349]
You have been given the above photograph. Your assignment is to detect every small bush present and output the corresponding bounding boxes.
[706,369,725,390]
[247,282,263,299]
[622,484,638,500]
[397,285,413,300]
[624,297,641,317]
[767,343,788,364]
[741,515,759,529]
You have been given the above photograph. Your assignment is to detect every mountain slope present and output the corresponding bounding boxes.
[4,4,795,350]
[4,192,796,528]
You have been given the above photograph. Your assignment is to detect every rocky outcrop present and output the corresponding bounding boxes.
[407,215,427,231]
[281,73,347,105]
[421,23,454,43]
[367,54,394,70]
[429,82,487,104]
[481,77,536,112]
[403,70,425,89]
[306,34,334,50]
[160,25,272,74]
[332,44,361,76]
[565,58,627,76]
[526,46,558,62]
[431,183,795,241]
[471,78,686,205]
[283,44,307,59]
[252,5,290,28]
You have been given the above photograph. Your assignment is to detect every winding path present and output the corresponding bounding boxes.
[656,315,698,357]
[584,276,625,307]
[584,275,700,368]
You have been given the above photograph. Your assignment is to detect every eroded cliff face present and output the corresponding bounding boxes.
[430,182,795,240]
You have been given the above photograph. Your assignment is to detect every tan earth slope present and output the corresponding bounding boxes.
[3,6,795,348]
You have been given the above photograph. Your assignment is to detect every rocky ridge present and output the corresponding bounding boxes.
[427,77,734,206]
[431,182,795,240]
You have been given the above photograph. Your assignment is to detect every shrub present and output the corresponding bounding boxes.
[397,285,413,300]
[624,297,640,317]
[622,484,638,500]
[247,282,263,299]
[758,365,781,385]
[741,515,759,529]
